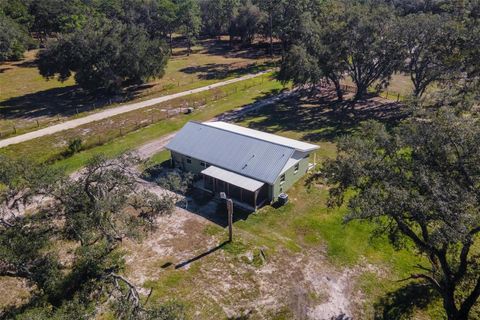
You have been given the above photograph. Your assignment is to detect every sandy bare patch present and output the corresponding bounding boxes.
[0,277,31,310]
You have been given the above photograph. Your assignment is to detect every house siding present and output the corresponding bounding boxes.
[172,151,312,204]
[271,156,310,201]
[171,151,208,174]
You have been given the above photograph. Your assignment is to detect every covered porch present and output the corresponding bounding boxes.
[200,166,269,211]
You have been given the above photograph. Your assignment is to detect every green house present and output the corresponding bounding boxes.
[165,121,319,210]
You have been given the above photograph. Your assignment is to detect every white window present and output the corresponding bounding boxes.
[186,157,192,164]
[294,163,299,174]
[280,174,286,185]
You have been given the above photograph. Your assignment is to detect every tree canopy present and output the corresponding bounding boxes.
[0,13,30,61]
[37,18,170,93]
[0,154,180,319]
[319,109,480,320]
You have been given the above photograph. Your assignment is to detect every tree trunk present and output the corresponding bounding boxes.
[269,13,273,57]
[354,84,368,101]
[169,33,173,55]
[330,78,343,101]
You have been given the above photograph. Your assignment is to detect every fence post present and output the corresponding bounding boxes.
[12,125,16,134]
[397,93,400,102]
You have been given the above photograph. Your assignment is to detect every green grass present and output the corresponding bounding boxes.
[143,150,171,169]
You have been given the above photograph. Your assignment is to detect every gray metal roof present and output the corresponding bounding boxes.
[206,122,319,152]
[166,121,296,184]
[202,166,264,192]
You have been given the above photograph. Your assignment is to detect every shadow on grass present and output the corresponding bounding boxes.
[202,38,282,60]
[179,61,275,81]
[0,85,129,120]
[185,190,255,228]
[236,87,409,145]
[175,240,229,269]
[373,282,438,320]
[0,82,158,121]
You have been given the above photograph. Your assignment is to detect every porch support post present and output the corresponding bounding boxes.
[254,189,258,211]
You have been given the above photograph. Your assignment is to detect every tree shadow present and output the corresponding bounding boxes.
[235,87,409,145]
[0,85,126,120]
[0,83,156,121]
[373,282,438,320]
[179,61,275,81]
[202,38,282,60]
[330,314,352,320]
[0,66,12,73]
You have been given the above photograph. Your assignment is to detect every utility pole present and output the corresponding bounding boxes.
[220,192,234,242]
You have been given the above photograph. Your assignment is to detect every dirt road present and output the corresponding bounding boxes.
[0,71,270,149]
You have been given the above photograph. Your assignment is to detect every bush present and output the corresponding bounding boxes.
[65,138,83,156]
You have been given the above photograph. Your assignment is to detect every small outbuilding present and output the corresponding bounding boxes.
[165,121,319,210]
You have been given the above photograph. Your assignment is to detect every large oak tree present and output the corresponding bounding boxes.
[37,17,170,93]
[320,110,480,320]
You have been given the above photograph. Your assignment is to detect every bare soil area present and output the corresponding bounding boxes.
[123,205,383,320]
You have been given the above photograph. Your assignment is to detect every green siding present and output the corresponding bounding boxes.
[272,157,310,201]
[171,151,312,203]
[171,151,208,174]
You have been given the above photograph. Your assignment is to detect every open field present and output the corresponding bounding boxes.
[0,39,275,138]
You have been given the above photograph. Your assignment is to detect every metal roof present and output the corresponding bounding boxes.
[166,121,296,184]
[202,166,265,192]
[280,151,304,174]
[205,121,319,152]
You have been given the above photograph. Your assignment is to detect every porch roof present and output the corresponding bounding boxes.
[201,166,264,192]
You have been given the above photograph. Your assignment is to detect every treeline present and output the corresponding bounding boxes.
[279,0,480,101]
[1,0,479,96]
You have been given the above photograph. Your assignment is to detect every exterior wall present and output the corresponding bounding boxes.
[271,156,310,201]
[171,151,208,175]
[171,150,312,203]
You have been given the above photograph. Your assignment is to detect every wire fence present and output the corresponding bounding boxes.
[339,83,405,102]
[0,72,270,139]
[32,75,270,163]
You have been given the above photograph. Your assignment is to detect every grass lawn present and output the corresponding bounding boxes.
[0,39,275,137]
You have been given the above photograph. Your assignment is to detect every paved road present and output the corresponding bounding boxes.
[0,71,270,149]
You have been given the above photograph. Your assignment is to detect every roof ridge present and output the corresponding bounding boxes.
[195,121,297,151]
